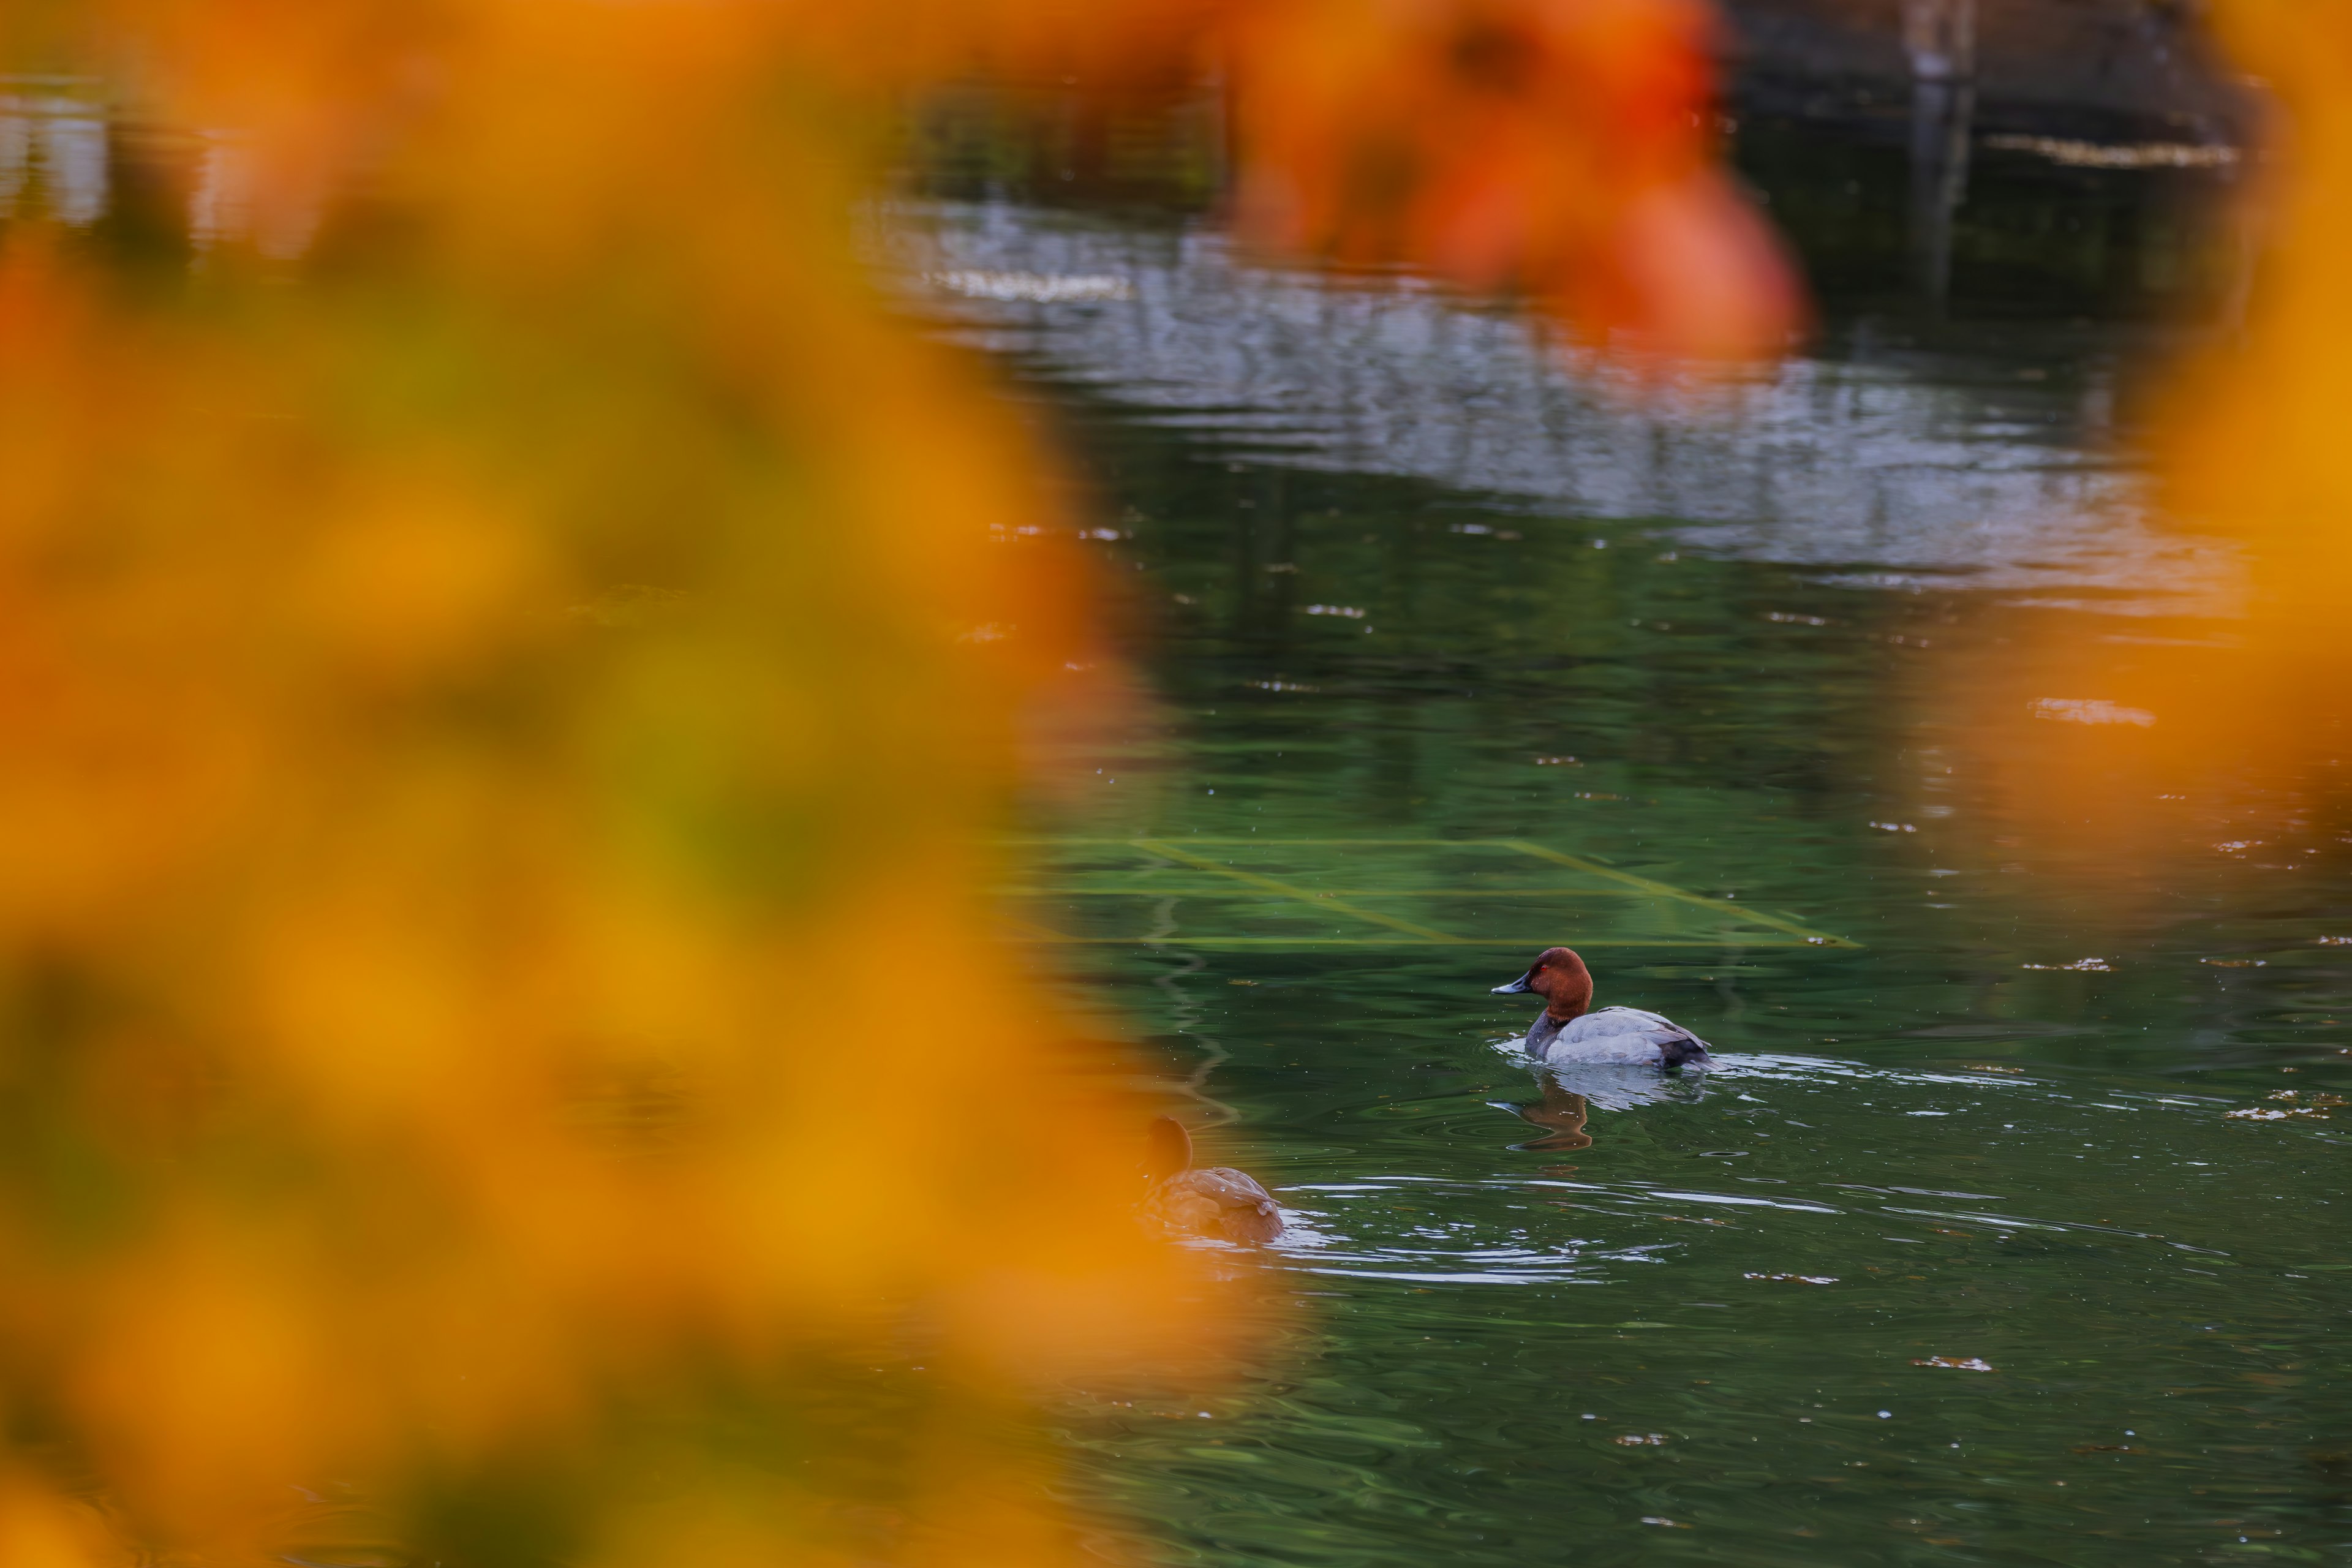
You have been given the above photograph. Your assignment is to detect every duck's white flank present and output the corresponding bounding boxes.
[1523,1005,1711,1067]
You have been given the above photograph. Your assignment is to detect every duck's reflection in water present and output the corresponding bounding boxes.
[1494,1065,1705,1153]
[1501,1076,1593,1152]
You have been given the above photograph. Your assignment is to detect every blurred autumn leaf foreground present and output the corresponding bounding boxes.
[0,1,1792,1563]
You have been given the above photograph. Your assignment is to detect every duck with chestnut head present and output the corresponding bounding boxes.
[1490,946,1711,1069]
[1143,1117,1284,1243]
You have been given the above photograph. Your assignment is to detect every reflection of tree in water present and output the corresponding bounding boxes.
[0,89,108,226]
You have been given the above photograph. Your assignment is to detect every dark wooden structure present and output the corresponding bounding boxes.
[1721,0,2252,143]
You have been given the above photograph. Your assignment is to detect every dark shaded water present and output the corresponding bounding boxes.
[913,91,2351,1564]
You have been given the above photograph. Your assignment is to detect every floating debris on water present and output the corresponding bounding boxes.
[2230,1091,2342,1121]
[1912,1356,1996,1371]
[2022,957,2113,972]
[1615,1433,1668,1446]
[2032,698,2156,726]
[925,268,1133,302]
[1983,134,2239,170]
[1302,604,1367,619]
[1746,1273,1838,1284]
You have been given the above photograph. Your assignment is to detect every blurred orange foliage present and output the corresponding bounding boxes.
[1937,1,2352,859]
[0,0,1788,1561]
[2165,0,2352,614]
[1232,0,1801,356]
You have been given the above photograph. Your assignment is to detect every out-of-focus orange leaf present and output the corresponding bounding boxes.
[2165,1,2352,603]
[0,1474,113,1568]
[1902,0,2351,880]
[1956,0,2352,851]
[0,0,1796,1559]
[1231,0,1801,357]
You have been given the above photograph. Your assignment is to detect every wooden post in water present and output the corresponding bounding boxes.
[1903,0,1977,316]
[1901,0,1976,84]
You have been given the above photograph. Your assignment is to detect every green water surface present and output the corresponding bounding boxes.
[1013,382,2352,1566]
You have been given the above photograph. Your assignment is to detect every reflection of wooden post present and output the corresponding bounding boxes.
[2216,157,2264,341]
[1904,0,1976,315]
[1909,80,1973,315]
[1902,0,1977,82]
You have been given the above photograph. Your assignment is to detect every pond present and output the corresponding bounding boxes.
[907,96,2352,1567]
[10,59,2341,1566]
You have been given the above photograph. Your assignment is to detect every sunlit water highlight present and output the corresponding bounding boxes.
[907,202,2242,615]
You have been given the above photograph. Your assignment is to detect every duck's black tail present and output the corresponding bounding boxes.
[1660,1036,1712,1071]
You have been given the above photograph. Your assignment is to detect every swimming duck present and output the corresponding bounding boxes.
[1490,946,1712,1068]
[1144,1117,1283,1242]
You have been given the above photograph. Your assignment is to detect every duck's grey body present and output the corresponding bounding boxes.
[1523,1006,1712,1069]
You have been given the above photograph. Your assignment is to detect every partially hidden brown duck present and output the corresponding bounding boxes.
[1144,1117,1283,1243]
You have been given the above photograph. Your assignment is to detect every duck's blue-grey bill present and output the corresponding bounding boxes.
[1490,976,1534,994]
